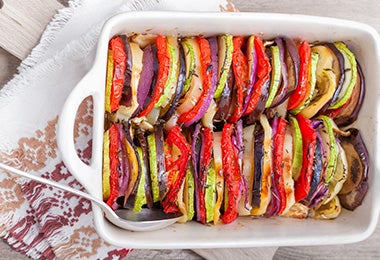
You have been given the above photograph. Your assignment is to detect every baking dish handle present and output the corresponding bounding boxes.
[57,70,102,195]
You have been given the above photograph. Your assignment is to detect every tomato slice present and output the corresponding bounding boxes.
[162,126,191,213]
[109,37,127,112]
[221,123,242,224]
[106,124,120,208]
[294,114,317,202]
[243,37,271,116]
[229,36,249,123]
[273,117,287,214]
[287,41,311,110]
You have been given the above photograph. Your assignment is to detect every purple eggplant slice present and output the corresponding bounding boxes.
[338,128,369,210]
[252,125,264,208]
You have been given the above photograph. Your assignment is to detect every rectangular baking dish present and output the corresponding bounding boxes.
[57,11,380,248]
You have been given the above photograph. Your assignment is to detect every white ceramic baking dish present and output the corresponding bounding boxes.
[58,11,380,248]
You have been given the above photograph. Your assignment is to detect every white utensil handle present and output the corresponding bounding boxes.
[0,162,105,208]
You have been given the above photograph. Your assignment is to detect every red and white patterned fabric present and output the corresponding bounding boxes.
[0,0,236,258]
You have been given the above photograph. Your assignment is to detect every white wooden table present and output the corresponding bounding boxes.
[1,0,380,259]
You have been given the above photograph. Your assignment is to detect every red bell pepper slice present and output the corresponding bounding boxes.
[243,37,271,116]
[178,37,212,124]
[221,123,242,224]
[229,36,249,123]
[287,41,311,110]
[162,126,191,213]
[106,124,120,208]
[324,97,350,118]
[273,117,287,214]
[139,35,170,117]
[109,37,127,112]
[294,114,317,202]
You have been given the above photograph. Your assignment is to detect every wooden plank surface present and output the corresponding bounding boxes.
[1,0,380,259]
[0,0,63,59]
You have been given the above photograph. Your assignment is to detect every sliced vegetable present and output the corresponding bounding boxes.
[323,42,345,106]
[116,124,130,202]
[106,124,121,209]
[124,126,142,209]
[251,125,264,209]
[162,126,191,213]
[214,66,234,125]
[200,127,215,223]
[132,147,148,212]
[242,35,258,113]
[288,116,303,180]
[239,124,255,215]
[105,50,114,113]
[287,41,311,110]
[102,130,111,200]
[139,35,170,117]
[139,45,158,115]
[136,129,153,208]
[334,63,365,126]
[283,37,300,96]
[328,42,357,109]
[182,38,196,94]
[192,124,204,222]
[339,181,368,211]
[280,124,296,215]
[161,43,186,121]
[260,114,273,213]
[338,129,369,210]
[109,37,127,113]
[221,123,242,224]
[176,180,188,223]
[178,37,217,126]
[269,38,288,108]
[184,167,195,221]
[212,131,224,224]
[291,52,319,114]
[251,114,272,215]
[147,133,160,203]
[318,115,338,183]
[271,117,287,214]
[214,34,234,99]
[310,195,341,220]
[155,124,168,200]
[229,36,249,123]
[243,37,271,117]
[322,139,348,205]
[155,36,179,109]
[131,44,154,117]
[115,41,143,120]
[303,134,324,207]
[205,162,217,222]
[299,45,337,118]
[177,38,203,116]
[294,114,316,202]
[265,45,282,108]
